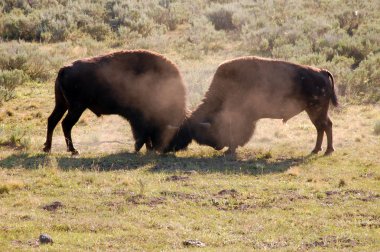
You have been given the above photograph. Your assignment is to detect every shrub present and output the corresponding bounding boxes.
[186,16,226,54]
[151,1,193,31]
[0,9,40,41]
[0,42,54,82]
[82,22,113,41]
[1,0,33,13]
[347,53,380,103]
[336,10,362,36]
[241,23,280,55]
[105,1,165,37]
[0,69,28,102]
[272,38,313,60]
[207,6,236,31]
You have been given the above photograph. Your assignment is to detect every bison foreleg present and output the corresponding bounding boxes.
[61,106,85,155]
[145,139,153,152]
[134,139,145,152]
[130,123,149,153]
[224,146,237,156]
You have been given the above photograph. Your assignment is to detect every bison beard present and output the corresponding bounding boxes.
[43,50,187,155]
[176,56,338,156]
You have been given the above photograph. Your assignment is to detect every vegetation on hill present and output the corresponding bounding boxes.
[0,0,379,105]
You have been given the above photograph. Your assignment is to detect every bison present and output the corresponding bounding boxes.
[172,56,338,156]
[43,50,187,155]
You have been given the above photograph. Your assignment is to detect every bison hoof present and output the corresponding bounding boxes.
[324,148,334,156]
[43,146,51,153]
[224,148,236,156]
[311,148,322,154]
[71,150,79,156]
[134,141,144,153]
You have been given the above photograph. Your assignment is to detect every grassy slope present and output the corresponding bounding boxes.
[0,56,379,251]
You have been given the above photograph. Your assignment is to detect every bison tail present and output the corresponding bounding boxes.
[54,67,69,106]
[322,69,338,107]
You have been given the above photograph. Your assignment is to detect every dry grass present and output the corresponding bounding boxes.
[0,55,379,251]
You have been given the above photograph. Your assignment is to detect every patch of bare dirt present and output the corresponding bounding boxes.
[42,201,64,211]
[160,191,201,201]
[359,172,377,178]
[126,195,166,206]
[254,238,289,249]
[324,189,380,202]
[211,198,253,211]
[104,201,125,211]
[217,189,239,197]
[27,239,40,247]
[183,170,198,175]
[165,175,189,182]
[183,239,206,247]
[303,235,358,249]
[278,190,310,202]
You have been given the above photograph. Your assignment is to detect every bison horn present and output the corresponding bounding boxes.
[199,122,211,129]
[167,125,179,130]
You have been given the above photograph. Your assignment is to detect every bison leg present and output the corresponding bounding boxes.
[43,104,67,153]
[61,106,85,155]
[311,124,324,154]
[134,139,145,153]
[224,146,237,155]
[324,116,334,155]
[145,138,153,151]
[307,106,334,155]
[130,123,149,152]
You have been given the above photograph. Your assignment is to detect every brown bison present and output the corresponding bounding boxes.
[43,50,187,155]
[173,56,338,155]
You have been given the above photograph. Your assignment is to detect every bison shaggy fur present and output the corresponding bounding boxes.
[174,56,338,155]
[43,50,187,155]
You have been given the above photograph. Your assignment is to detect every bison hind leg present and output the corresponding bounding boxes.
[44,100,68,153]
[61,105,85,155]
[307,105,334,156]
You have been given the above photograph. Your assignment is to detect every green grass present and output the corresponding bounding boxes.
[1,1,379,250]
[0,67,379,250]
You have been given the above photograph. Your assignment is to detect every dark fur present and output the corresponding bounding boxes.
[174,56,338,155]
[43,50,187,154]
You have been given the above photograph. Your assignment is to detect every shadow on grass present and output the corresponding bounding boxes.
[0,150,313,175]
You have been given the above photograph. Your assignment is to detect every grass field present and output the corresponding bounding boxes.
[0,55,379,250]
[1,0,379,250]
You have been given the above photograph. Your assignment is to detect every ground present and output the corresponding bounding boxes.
[0,65,379,251]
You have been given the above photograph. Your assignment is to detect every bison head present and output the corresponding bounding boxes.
[187,118,224,151]
[162,116,225,153]
[162,121,192,153]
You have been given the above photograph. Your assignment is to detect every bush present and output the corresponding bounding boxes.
[186,16,226,54]
[0,42,54,82]
[82,22,113,41]
[336,10,362,36]
[0,9,40,41]
[207,6,236,31]
[105,1,166,37]
[347,53,380,103]
[0,69,28,102]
